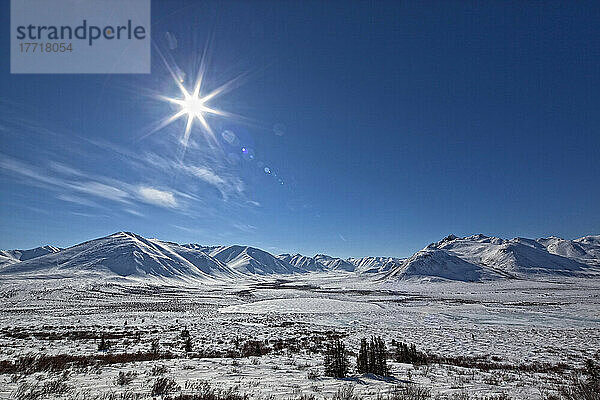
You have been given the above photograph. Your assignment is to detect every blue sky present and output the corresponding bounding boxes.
[1,0,599,258]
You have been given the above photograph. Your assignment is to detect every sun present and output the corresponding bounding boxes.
[160,79,224,148]
[180,93,208,120]
[158,72,229,149]
[147,45,245,151]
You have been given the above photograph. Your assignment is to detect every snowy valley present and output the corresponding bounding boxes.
[0,232,599,399]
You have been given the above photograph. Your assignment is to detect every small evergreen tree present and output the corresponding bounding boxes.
[324,339,349,378]
[184,336,193,353]
[356,338,368,373]
[393,340,428,365]
[98,336,110,351]
[374,336,388,376]
[356,336,389,376]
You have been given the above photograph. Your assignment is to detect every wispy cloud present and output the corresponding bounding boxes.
[184,164,244,200]
[84,138,253,205]
[71,182,130,203]
[187,166,225,186]
[124,209,144,217]
[57,194,101,208]
[138,151,246,201]
[137,186,178,208]
[0,157,64,188]
[49,161,85,177]
[172,224,205,234]
[70,211,102,218]
[233,223,258,233]
[1,117,263,227]
[0,154,183,211]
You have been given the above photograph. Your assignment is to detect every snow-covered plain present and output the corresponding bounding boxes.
[220,297,382,314]
[0,275,598,399]
[0,232,599,399]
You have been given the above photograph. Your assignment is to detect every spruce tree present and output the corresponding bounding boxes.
[368,337,376,373]
[394,340,428,365]
[356,336,389,376]
[184,336,193,353]
[98,335,110,351]
[356,338,368,373]
[324,339,349,378]
[374,336,388,376]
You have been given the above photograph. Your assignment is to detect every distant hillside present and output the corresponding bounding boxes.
[1,232,598,282]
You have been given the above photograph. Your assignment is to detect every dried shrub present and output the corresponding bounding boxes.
[115,371,137,386]
[152,377,180,396]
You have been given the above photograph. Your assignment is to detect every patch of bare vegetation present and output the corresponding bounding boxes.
[0,351,176,374]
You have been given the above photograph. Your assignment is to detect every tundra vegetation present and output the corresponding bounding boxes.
[0,278,598,399]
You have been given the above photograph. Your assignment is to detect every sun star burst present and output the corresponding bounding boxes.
[160,79,223,148]
[147,45,244,153]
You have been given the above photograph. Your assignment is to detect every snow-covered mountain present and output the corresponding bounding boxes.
[1,232,598,282]
[0,232,237,281]
[276,253,404,274]
[0,245,61,267]
[313,254,355,271]
[207,245,302,275]
[348,256,403,274]
[386,248,494,282]
[277,253,326,272]
[0,234,311,280]
[537,235,600,266]
[384,234,599,281]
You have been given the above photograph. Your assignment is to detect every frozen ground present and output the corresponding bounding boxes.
[0,273,598,399]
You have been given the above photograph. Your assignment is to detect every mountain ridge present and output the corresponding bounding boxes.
[1,232,599,282]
